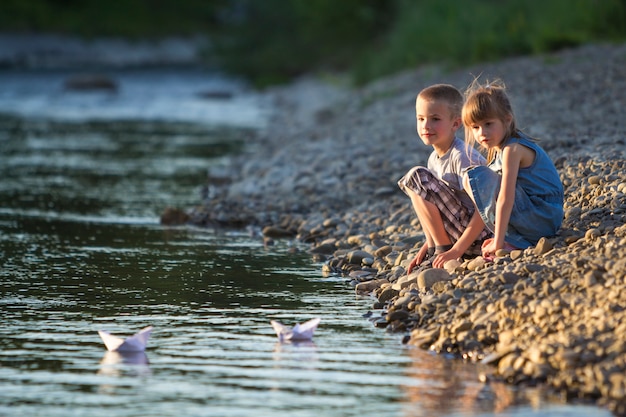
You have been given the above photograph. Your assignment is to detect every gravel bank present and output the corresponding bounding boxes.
[187,42,626,414]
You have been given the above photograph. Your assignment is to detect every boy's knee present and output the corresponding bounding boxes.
[399,166,433,191]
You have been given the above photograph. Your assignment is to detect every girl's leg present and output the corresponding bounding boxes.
[463,174,476,205]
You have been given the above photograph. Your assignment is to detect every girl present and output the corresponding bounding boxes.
[461,79,564,258]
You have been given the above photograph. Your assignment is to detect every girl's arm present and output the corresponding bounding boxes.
[486,144,522,254]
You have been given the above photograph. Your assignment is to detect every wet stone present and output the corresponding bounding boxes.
[386,310,409,322]
[377,287,399,303]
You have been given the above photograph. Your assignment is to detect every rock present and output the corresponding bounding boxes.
[310,242,337,255]
[391,271,420,291]
[197,90,234,99]
[410,327,441,348]
[355,278,388,294]
[585,228,601,241]
[523,263,544,274]
[417,269,453,289]
[588,175,602,185]
[160,207,189,225]
[374,245,393,257]
[63,73,118,91]
[498,272,521,285]
[393,294,413,309]
[451,320,472,334]
[495,249,511,257]
[262,225,294,238]
[533,237,553,255]
[467,257,486,271]
[347,250,374,265]
[444,259,462,273]
[386,310,409,322]
[377,287,399,303]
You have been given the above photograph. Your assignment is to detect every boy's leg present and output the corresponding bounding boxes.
[407,189,452,248]
[400,167,485,250]
[399,167,460,271]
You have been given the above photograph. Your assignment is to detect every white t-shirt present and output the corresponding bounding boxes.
[427,137,485,208]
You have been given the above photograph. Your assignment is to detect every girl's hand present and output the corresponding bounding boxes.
[481,238,498,258]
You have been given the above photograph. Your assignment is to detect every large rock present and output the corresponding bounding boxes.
[417,269,453,289]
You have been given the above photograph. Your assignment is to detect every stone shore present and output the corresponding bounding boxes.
[187,42,626,414]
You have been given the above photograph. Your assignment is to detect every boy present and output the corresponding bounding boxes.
[398,84,490,272]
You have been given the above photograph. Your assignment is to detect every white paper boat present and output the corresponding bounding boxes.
[270,318,321,342]
[98,326,153,352]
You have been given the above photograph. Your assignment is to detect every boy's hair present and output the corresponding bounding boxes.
[462,78,519,162]
[418,84,463,118]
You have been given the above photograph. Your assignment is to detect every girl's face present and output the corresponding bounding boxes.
[468,117,510,150]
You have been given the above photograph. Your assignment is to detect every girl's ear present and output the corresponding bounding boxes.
[505,114,514,129]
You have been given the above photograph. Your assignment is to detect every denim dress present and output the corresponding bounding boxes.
[465,133,564,248]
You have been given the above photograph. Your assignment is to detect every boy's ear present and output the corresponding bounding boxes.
[452,117,462,130]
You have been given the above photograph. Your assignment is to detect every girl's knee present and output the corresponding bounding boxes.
[462,172,478,205]
[462,172,471,193]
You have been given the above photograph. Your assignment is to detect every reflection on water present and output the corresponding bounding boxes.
[98,351,151,377]
[401,347,518,416]
[101,351,150,366]
[0,87,612,417]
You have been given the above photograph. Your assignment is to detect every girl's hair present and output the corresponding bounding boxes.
[462,78,518,163]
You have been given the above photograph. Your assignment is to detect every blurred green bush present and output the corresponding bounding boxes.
[352,0,626,84]
[1,0,625,86]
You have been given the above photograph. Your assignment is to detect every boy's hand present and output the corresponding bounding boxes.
[407,253,421,274]
[432,248,461,268]
[407,244,428,274]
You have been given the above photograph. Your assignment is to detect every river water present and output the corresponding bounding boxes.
[0,69,610,417]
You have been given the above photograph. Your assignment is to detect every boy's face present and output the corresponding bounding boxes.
[415,97,461,150]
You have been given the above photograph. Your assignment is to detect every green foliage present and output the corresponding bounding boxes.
[1,0,625,85]
[0,0,227,37]
[210,0,395,86]
[352,0,626,84]
[212,0,626,85]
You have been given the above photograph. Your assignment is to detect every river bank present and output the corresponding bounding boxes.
[187,42,626,414]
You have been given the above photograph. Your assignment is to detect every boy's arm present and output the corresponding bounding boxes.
[407,243,430,274]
